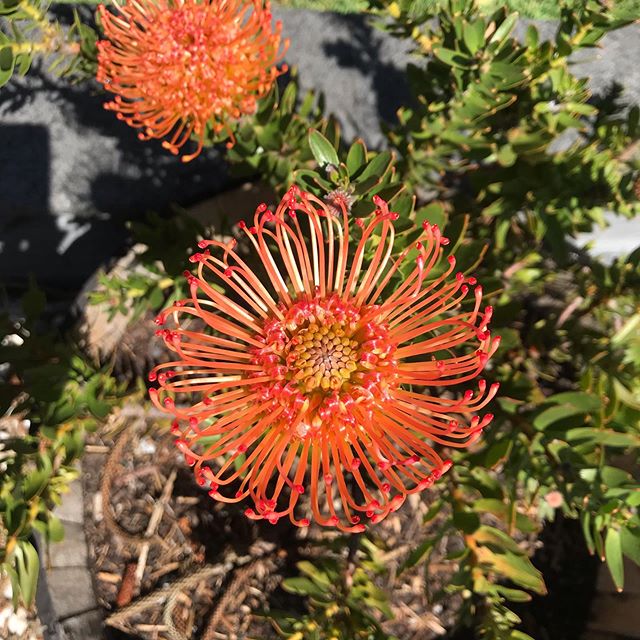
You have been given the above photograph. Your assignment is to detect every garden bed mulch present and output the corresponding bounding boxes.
[80,406,463,640]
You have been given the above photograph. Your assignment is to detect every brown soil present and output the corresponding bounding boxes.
[81,409,462,640]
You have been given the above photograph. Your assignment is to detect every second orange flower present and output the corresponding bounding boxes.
[96,0,288,161]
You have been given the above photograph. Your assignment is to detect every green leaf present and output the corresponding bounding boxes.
[494,584,532,603]
[308,129,339,168]
[545,392,601,412]
[346,139,367,176]
[565,428,639,447]
[474,499,537,533]
[3,563,20,609]
[22,458,53,501]
[473,527,546,595]
[0,45,15,88]
[280,80,297,114]
[415,202,446,228]
[600,466,632,487]
[282,576,328,599]
[511,632,535,640]
[496,145,517,167]
[355,150,393,185]
[582,511,595,555]
[474,525,523,554]
[525,24,539,48]
[47,515,65,543]
[484,438,512,468]
[462,20,486,54]
[489,12,519,45]
[14,540,40,607]
[453,510,481,534]
[621,528,640,567]
[423,499,443,523]
[433,46,474,69]
[477,545,546,594]
[399,538,434,574]
[86,394,111,420]
[613,380,640,411]
[21,277,46,321]
[5,501,28,536]
[605,528,624,592]
[297,561,332,589]
[533,391,600,430]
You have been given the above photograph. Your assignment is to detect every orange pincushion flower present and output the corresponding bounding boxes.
[96,0,287,162]
[149,187,500,532]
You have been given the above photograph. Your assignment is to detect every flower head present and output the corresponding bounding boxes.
[149,187,500,531]
[96,0,287,162]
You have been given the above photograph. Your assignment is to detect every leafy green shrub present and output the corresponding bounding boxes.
[272,539,395,640]
[0,283,124,606]
[0,0,96,86]
[1,1,639,638]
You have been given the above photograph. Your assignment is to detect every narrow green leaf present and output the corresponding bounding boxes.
[14,541,40,607]
[47,515,65,543]
[355,150,393,184]
[484,438,512,468]
[533,404,588,430]
[494,584,532,603]
[308,129,339,168]
[605,528,624,592]
[346,139,367,176]
[3,563,21,609]
[545,392,601,412]
[565,428,639,447]
[489,12,519,45]
[620,528,640,568]
[282,576,328,599]
[399,538,434,574]
[453,510,481,534]
[496,145,517,167]
[462,20,486,54]
[581,511,595,555]
[0,45,15,88]
[433,46,474,69]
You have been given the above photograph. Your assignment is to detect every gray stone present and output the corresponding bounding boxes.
[59,609,104,640]
[46,567,97,619]
[48,521,88,569]
[54,481,84,525]
[273,7,413,149]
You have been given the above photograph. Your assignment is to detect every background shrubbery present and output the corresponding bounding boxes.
[1,1,640,639]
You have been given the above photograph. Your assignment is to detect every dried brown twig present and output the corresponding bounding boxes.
[201,561,261,640]
[101,417,164,550]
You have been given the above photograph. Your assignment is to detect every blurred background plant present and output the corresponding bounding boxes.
[0,0,97,86]
[0,281,126,609]
[1,0,639,638]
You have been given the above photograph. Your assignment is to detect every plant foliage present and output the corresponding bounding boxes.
[1,0,639,637]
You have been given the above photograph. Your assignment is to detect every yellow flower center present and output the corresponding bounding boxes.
[286,322,360,392]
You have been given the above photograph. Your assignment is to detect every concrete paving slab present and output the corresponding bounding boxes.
[46,567,97,619]
[59,609,103,640]
[48,522,88,569]
[54,481,84,525]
